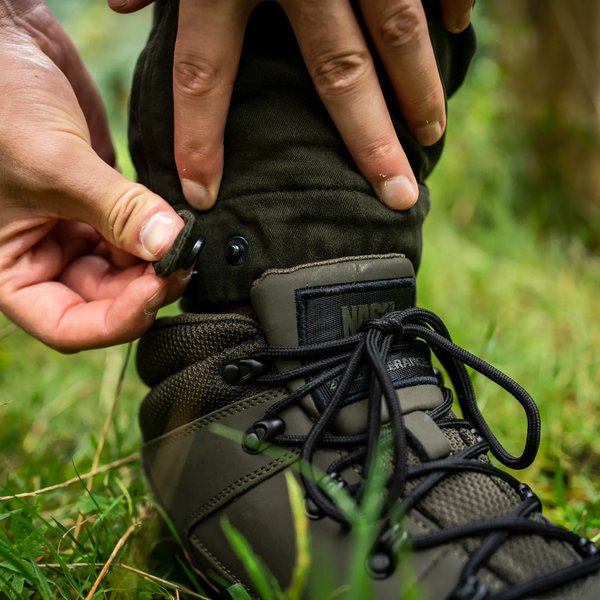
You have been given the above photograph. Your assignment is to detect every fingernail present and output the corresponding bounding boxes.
[108,0,128,8]
[181,179,212,209]
[414,120,444,146]
[140,212,179,258]
[144,289,165,317]
[380,176,419,210]
[453,8,473,32]
[176,268,194,281]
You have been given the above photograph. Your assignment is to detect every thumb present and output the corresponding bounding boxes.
[60,146,184,262]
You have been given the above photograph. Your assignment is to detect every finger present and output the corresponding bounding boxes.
[282,0,418,210]
[359,0,446,147]
[107,0,154,14]
[440,0,473,33]
[59,256,148,301]
[5,221,98,289]
[48,139,184,262]
[3,272,176,352]
[59,256,189,303]
[173,0,254,209]
[103,245,143,270]
[94,240,144,269]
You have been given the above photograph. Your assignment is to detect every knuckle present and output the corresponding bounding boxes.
[378,3,425,51]
[407,86,444,119]
[174,140,211,167]
[311,50,371,97]
[105,184,148,245]
[173,55,221,98]
[357,137,399,165]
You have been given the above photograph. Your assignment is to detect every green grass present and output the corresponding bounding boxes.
[1,3,599,598]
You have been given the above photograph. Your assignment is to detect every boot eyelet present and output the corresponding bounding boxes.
[304,496,324,520]
[366,544,395,579]
[222,358,267,384]
[451,576,489,600]
[578,537,599,557]
[516,483,541,510]
[241,417,285,454]
[433,367,445,387]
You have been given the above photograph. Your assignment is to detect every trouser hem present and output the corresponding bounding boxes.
[180,185,428,309]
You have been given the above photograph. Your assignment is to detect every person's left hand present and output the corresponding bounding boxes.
[109,0,473,211]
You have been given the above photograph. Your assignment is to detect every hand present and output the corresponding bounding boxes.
[109,0,473,211]
[0,1,188,352]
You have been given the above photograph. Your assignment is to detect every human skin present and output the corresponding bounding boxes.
[0,0,187,352]
[0,0,471,351]
[109,0,473,210]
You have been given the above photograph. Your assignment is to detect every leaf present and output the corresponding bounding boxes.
[227,582,254,599]
[221,518,283,600]
[284,473,310,600]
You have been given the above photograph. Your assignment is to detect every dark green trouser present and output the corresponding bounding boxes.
[129,1,476,309]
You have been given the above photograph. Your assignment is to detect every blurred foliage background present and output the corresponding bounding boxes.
[47,0,600,248]
[0,1,599,598]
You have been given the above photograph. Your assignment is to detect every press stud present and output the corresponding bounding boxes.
[225,236,249,266]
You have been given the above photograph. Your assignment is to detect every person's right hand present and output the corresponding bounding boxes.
[110,0,473,211]
[0,1,188,352]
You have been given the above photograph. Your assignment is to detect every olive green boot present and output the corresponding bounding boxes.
[137,255,600,599]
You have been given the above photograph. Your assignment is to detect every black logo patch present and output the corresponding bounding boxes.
[340,301,396,336]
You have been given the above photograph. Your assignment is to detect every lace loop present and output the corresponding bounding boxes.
[233,307,598,594]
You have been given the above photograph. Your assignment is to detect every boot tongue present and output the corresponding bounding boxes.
[250,255,448,459]
[250,255,417,346]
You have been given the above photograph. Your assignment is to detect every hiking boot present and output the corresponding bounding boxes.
[137,254,600,599]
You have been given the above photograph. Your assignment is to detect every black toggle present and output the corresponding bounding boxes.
[242,418,286,454]
[222,358,268,385]
[516,483,541,509]
[577,537,599,558]
[153,209,205,277]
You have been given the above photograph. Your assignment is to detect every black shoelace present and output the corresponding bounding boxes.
[230,307,600,599]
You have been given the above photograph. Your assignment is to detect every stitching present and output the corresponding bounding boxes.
[189,536,244,589]
[144,389,284,449]
[185,450,300,531]
[152,313,260,332]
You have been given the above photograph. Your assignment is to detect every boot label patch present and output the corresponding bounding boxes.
[295,277,416,346]
[295,277,437,410]
[341,301,396,336]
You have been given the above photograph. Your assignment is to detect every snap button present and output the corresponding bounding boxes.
[225,236,249,266]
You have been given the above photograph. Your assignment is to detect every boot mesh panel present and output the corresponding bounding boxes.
[138,314,266,441]
[421,425,586,595]
[137,313,262,387]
